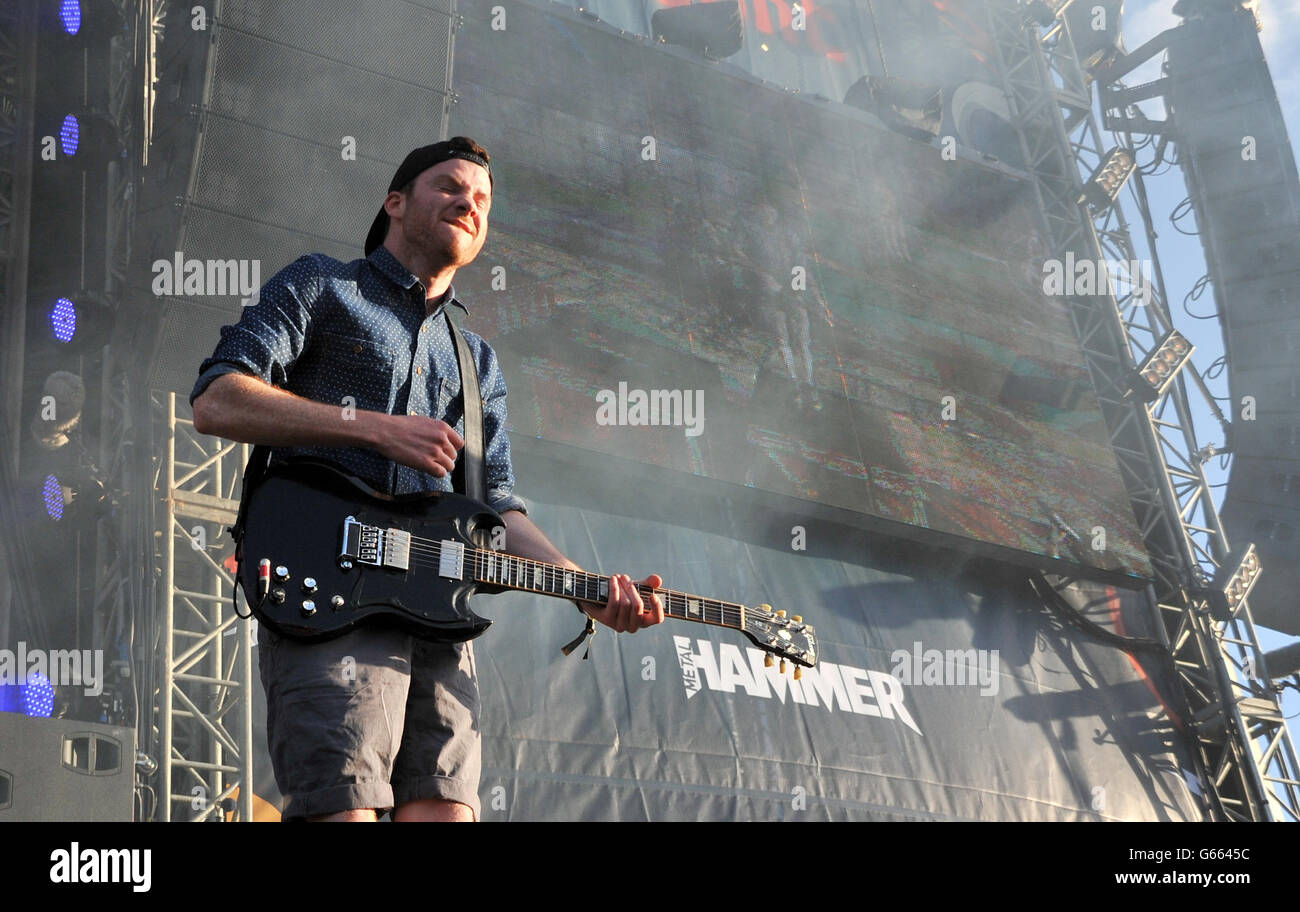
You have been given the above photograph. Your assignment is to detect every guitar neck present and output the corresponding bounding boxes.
[467,547,745,630]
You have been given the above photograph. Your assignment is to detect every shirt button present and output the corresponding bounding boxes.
[353,344,364,353]
[421,325,427,334]
[415,366,424,375]
[408,409,416,415]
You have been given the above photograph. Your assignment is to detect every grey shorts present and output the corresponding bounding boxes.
[257,622,481,820]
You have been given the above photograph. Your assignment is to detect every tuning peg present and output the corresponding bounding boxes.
[764,654,773,668]
[776,609,787,618]
[794,666,803,681]
[780,659,787,674]
[792,615,802,623]
[758,603,772,613]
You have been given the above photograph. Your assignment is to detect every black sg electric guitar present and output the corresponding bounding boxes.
[237,461,817,673]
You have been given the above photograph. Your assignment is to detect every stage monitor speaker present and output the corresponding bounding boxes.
[0,714,135,821]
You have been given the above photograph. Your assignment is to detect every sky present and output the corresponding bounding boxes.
[1117,0,1300,775]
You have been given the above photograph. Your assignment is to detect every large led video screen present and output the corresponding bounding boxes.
[447,0,1153,583]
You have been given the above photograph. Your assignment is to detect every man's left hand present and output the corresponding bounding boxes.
[579,573,665,633]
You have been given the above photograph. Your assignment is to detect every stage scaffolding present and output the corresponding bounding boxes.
[982,0,1299,821]
[147,391,254,821]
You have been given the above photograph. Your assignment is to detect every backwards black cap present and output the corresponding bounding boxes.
[364,137,493,256]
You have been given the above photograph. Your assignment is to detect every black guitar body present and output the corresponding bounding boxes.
[237,460,505,643]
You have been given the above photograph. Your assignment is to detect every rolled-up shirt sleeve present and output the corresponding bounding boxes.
[189,255,322,407]
[474,335,528,516]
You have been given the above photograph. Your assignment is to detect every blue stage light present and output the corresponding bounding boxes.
[60,114,79,157]
[50,296,77,343]
[43,475,64,521]
[23,672,55,718]
[60,0,82,35]
[0,673,56,718]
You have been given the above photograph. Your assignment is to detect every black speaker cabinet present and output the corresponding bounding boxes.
[0,714,134,821]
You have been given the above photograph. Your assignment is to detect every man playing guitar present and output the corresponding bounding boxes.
[191,138,665,822]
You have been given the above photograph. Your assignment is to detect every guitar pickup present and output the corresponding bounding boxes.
[340,517,411,571]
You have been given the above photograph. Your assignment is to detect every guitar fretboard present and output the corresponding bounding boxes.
[468,548,745,629]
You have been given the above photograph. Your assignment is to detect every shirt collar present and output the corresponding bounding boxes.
[367,245,469,314]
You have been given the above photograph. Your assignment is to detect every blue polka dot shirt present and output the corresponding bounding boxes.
[190,246,527,513]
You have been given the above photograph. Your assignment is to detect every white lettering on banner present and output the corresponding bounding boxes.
[673,637,921,736]
[674,636,701,699]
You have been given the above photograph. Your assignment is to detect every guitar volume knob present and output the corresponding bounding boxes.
[274,565,290,583]
[302,578,318,594]
[301,599,317,617]
[330,595,345,610]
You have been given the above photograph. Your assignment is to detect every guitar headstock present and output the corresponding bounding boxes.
[742,604,817,674]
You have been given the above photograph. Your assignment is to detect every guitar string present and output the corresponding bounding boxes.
[398,539,755,622]
[402,552,747,621]
[376,553,756,630]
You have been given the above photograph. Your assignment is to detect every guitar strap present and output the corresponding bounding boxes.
[445,309,486,505]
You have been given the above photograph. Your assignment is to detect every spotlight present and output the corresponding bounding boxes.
[59,113,79,157]
[42,474,68,521]
[30,289,113,353]
[1065,0,1125,73]
[1127,330,1194,402]
[1203,544,1262,622]
[48,297,78,343]
[30,371,86,450]
[60,0,82,35]
[48,109,124,170]
[1079,147,1136,212]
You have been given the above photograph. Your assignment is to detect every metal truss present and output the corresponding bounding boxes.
[0,0,35,464]
[148,391,254,821]
[982,0,1299,821]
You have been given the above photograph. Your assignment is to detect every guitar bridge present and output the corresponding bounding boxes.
[340,516,411,571]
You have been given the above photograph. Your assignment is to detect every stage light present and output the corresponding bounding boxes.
[1204,544,1262,621]
[31,289,114,353]
[1079,147,1136,212]
[0,672,56,718]
[1065,0,1125,73]
[1128,330,1194,402]
[49,296,77,343]
[43,474,69,522]
[59,113,79,157]
[60,0,81,35]
[31,371,86,450]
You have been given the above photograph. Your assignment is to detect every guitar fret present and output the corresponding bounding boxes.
[467,548,745,632]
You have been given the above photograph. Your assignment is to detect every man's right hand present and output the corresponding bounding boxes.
[372,413,464,478]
